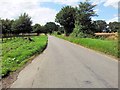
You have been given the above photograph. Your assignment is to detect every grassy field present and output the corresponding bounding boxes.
[1,35,48,77]
[56,35,118,58]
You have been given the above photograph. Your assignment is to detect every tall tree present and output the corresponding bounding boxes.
[93,20,107,33]
[56,26,64,35]
[44,22,58,34]
[55,6,76,36]
[12,13,32,35]
[1,19,13,37]
[109,22,120,32]
[41,26,47,35]
[32,24,42,35]
[76,0,97,34]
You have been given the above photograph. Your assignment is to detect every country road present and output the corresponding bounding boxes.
[11,35,118,88]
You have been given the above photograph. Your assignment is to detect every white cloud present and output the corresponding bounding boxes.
[92,17,106,21]
[28,8,58,25]
[104,0,119,8]
[53,0,81,5]
[92,16,118,23]
[92,0,119,9]
[92,0,104,5]
[1,0,82,5]
[0,0,58,25]
[0,0,84,25]
[106,17,118,23]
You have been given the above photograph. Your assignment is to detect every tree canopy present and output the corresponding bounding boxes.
[12,13,32,34]
[55,6,76,36]
[109,22,120,32]
[76,0,97,34]
[32,24,42,35]
[44,22,58,34]
[93,20,107,33]
[1,19,14,36]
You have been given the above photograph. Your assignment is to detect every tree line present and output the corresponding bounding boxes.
[1,0,119,40]
[55,0,120,37]
[0,13,63,41]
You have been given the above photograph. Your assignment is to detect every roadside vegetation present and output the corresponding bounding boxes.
[55,1,119,37]
[1,13,50,77]
[54,0,119,58]
[2,35,47,77]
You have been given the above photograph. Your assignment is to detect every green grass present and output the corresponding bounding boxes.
[1,35,48,77]
[56,35,118,58]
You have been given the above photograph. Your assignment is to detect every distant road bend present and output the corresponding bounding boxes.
[11,35,118,88]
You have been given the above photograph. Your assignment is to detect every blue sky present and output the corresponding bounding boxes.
[93,3,118,22]
[40,2,64,11]
[0,0,119,25]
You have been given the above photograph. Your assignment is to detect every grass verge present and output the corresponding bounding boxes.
[55,35,118,58]
[1,35,48,77]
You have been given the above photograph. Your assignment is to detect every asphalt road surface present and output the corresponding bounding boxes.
[11,35,118,88]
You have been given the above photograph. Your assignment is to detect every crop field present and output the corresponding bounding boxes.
[95,33,118,40]
[56,35,118,58]
[1,35,48,77]
[95,33,117,36]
